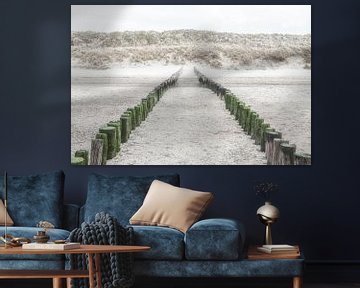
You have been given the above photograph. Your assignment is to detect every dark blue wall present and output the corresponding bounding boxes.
[0,0,359,264]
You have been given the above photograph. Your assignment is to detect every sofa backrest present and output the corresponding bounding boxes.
[82,173,180,226]
[0,170,65,228]
[63,203,80,231]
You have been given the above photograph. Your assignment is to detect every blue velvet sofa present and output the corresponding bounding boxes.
[81,173,304,283]
[0,171,79,270]
[0,171,303,286]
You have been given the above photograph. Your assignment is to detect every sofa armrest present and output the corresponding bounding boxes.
[63,204,80,231]
[184,218,245,260]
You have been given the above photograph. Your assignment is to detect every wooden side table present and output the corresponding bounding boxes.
[247,245,303,288]
[0,244,150,288]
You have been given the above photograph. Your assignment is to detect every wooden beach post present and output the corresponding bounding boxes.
[279,143,297,165]
[123,111,133,131]
[120,116,130,143]
[264,131,282,165]
[254,118,264,145]
[272,139,289,165]
[142,99,148,119]
[246,111,257,135]
[238,103,245,126]
[74,150,88,165]
[90,139,104,165]
[260,125,274,152]
[135,105,141,127]
[244,107,252,133]
[235,102,241,121]
[294,152,311,165]
[95,133,108,165]
[71,156,86,165]
[250,112,259,138]
[241,106,249,130]
[230,96,236,115]
[99,126,116,159]
[126,108,136,130]
[107,121,121,153]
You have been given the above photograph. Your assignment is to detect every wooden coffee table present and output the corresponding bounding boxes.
[0,244,150,288]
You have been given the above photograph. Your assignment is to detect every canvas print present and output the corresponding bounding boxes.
[71,5,311,165]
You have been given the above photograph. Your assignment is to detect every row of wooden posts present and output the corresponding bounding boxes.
[194,68,311,165]
[71,68,183,165]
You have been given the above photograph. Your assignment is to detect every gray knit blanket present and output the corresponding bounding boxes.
[68,212,134,288]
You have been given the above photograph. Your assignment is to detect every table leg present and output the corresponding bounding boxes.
[66,277,72,288]
[88,253,95,288]
[52,278,62,288]
[95,253,102,288]
[293,276,302,288]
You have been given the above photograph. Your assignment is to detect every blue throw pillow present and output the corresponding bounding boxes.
[84,173,180,225]
[0,170,64,227]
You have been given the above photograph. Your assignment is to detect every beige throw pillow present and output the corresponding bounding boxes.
[130,180,213,233]
[0,199,14,226]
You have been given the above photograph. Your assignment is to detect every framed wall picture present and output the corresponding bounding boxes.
[71,5,311,166]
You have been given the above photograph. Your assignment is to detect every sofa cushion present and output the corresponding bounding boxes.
[0,199,14,226]
[184,218,245,260]
[130,225,184,260]
[130,180,213,233]
[84,174,180,225]
[0,227,70,261]
[0,171,64,227]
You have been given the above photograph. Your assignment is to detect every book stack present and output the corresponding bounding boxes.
[248,244,300,260]
[257,244,299,254]
[22,242,81,250]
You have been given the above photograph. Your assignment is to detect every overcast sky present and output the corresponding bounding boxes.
[71,5,311,34]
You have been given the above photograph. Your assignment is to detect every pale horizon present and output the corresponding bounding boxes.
[71,5,311,35]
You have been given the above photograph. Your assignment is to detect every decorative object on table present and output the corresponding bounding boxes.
[33,230,50,243]
[0,234,31,247]
[248,245,300,260]
[0,198,14,226]
[1,171,10,248]
[54,239,67,244]
[254,181,280,245]
[69,212,135,288]
[33,220,55,243]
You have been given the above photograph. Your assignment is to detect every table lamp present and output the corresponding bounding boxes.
[256,201,280,245]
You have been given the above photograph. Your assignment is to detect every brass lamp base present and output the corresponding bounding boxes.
[265,223,272,245]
